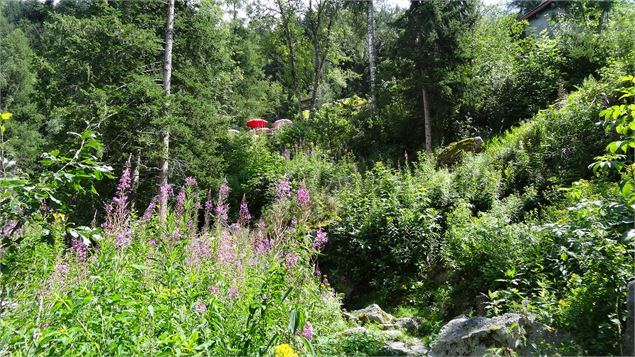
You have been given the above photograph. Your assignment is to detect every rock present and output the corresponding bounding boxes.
[429,313,565,356]
[380,323,398,330]
[383,329,403,340]
[396,317,422,335]
[437,136,484,166]
[339,327,371,337]
[342,311,360,324]
[385,341,429,356]
[255,127,272,135]
[352,304,395,325]
[624,280,635,357]
[272,119,292,130]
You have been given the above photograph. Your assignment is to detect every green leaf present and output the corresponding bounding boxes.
[0,113,12,120]
[301,336,316,357]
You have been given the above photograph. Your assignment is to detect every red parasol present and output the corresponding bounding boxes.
[246,118,268,129]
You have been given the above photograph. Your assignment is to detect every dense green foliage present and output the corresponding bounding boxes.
[1,0,634,355]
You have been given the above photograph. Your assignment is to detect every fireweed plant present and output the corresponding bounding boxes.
[0,165,345,355]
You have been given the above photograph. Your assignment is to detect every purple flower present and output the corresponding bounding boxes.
[195,302,208,313]
[175,188,186,217]
[238,195,251,225]
[148,239,157,247]
[188,238,212,267]
[315,268,322,277]
[226,287,240,301]
[312,228,328,250]
[276,177,292,199]
[103,158,133,233]
[215,204,228,224]
[142,196,158,220]
[204,199,213,212]
[49,263,69,286]
[159,184,174,201]
[218,181,230,202]
[285,253,299,270]
[297,324,313,340]
[209,285,220,295]
[253,234,271,255]
[116,159,132,194]
[1,220,18,237]
[217,231,234,264]
[185,177,198,186]
[296,181,310,207]
[71,238,88,261]
[115,229,133,248]
[171,228,182,241]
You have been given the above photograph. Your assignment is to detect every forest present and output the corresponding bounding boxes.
[0,0,634,355]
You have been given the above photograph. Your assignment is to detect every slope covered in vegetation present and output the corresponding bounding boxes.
[1,0,634,355]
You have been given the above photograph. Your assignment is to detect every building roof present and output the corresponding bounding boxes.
[520,0,555,20]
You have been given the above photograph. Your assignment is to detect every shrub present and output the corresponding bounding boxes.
[0,168,346,355]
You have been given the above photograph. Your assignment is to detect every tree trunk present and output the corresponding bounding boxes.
[131,150,141,210]
[422,86,432,153]
[276,0,303,118]
[159,0,175,221]
[308,0,337,117]
[367,0,377,116]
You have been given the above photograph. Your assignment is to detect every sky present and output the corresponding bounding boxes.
[388,0,505,8]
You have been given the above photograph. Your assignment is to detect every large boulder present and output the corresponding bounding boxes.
[437,136,484,166]
[429,313,565,356]
[352,304,395,325]
[624,280,634,357]
[272,119,293,130]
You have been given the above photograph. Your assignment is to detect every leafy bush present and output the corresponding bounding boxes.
[324,161,442,304]
[0,166,346,355]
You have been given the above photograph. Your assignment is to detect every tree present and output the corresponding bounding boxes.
[367,0,377,116]
[0,11,44,173]
[274,0,305,117]
[395,0,479,152]
[158,0,175,221]
[305,0,340,116]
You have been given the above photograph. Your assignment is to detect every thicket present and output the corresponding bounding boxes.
[318,69,634,354]
[1,0,635,355]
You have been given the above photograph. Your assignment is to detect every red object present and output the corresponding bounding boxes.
[246,118,268,129]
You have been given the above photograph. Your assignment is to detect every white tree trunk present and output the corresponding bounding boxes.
[367,0,377,116]
[159,0,175,221]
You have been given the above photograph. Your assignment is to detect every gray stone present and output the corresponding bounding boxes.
[383,329,403,340]
[385,341,429,356]
[396,317,422,335]
[342,311,360,324]
[380,323,398,330]
[352,304,394,325]
[340,327,370,336]
[624,280,634,357]
[429,313,564,356]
